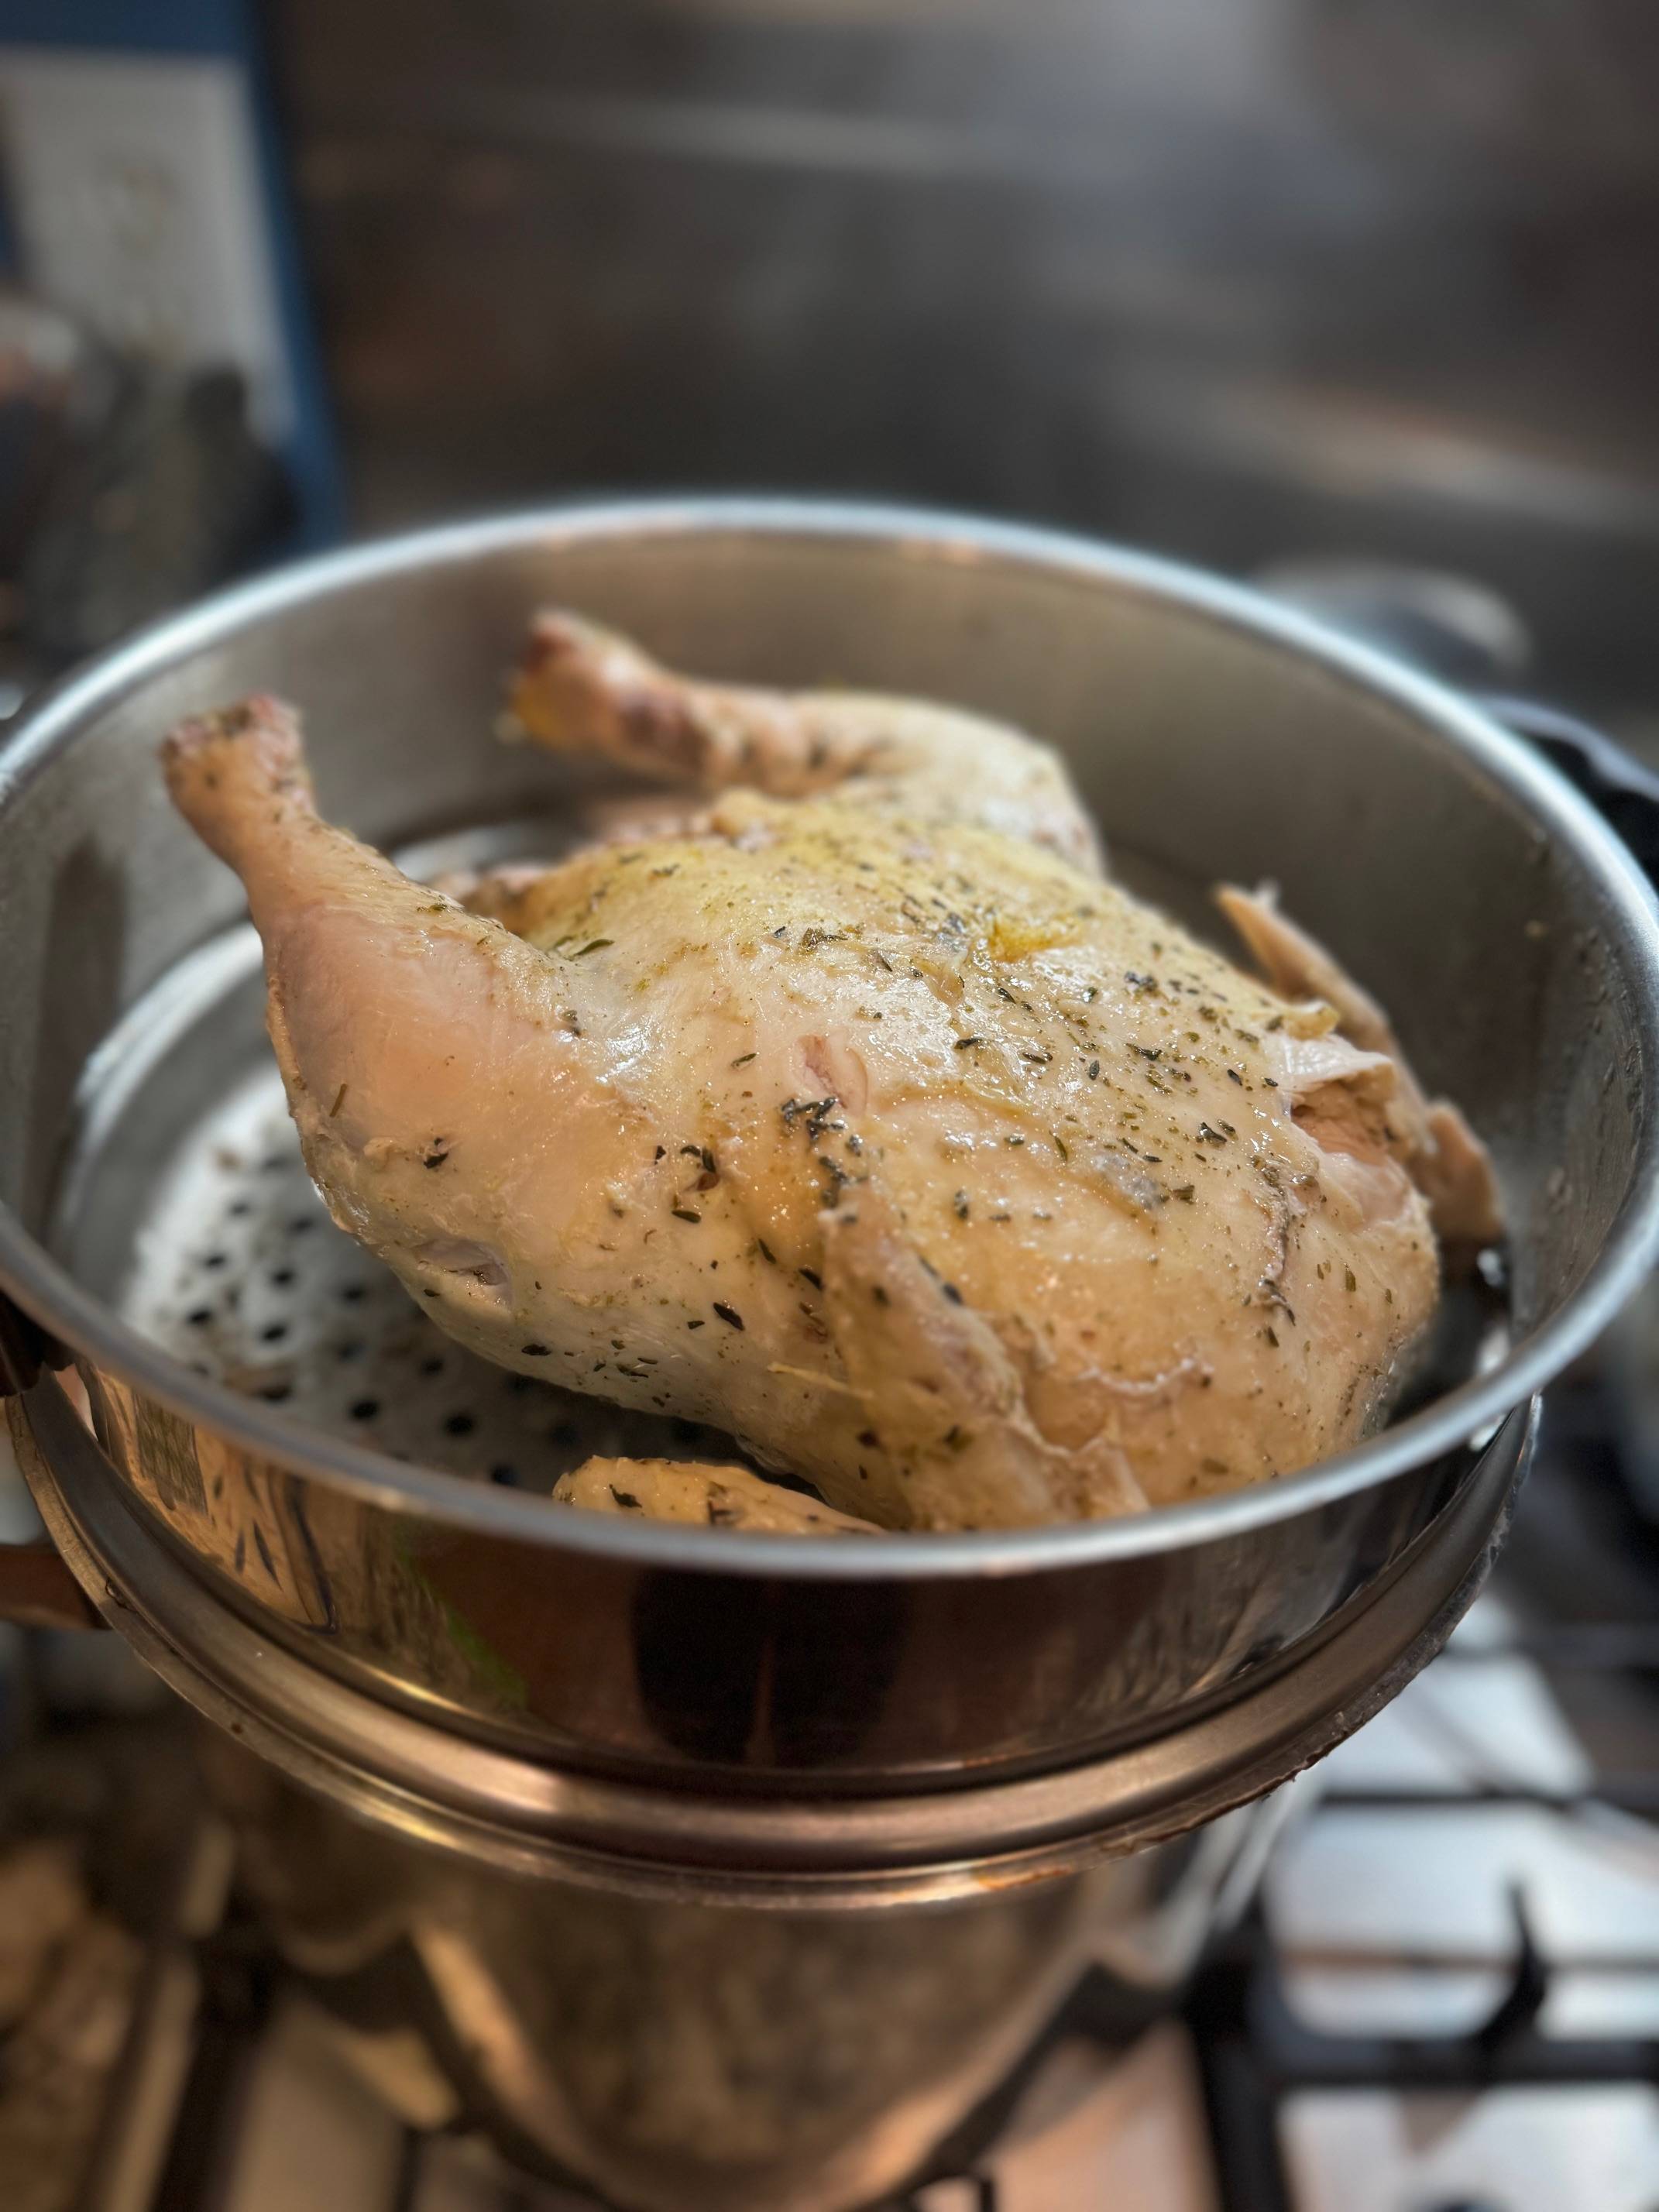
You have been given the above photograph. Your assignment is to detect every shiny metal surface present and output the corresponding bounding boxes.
[195,1738,1283,2212]
[2,500,1657,1805]
[18,1346,1528,1901]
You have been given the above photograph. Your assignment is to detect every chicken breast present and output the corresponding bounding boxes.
[159,618,1494,1530]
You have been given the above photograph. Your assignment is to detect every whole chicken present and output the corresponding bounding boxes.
[160,614,1499,1531]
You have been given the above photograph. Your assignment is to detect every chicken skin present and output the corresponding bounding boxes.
[160,617,1496,1530]
[551,1457,878,1534]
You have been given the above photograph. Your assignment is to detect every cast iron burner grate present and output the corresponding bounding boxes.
[1189,1884,1659,2212]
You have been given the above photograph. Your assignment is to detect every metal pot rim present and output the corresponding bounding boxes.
[22,1365,1531,1899]
[4,495,1657,1579]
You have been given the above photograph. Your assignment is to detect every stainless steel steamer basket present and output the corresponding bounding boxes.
[2,503,1657,1898]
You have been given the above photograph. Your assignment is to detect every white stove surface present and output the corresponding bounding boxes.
[1282,2086,1659,2212]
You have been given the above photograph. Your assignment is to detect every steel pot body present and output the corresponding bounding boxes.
[0,501,1655,1839]
[195,1730,1283,2212]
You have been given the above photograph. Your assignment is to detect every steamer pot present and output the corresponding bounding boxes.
[0,501,1656,1890]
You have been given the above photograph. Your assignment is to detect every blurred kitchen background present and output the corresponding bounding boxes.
[0,1,1658,720]
[3,7,1659,2211]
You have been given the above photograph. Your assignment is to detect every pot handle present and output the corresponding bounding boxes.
[1477,694,1659,885]
[0,1531,105,1632]
[0,1294,106,1630]
[1255,564,1659,878]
